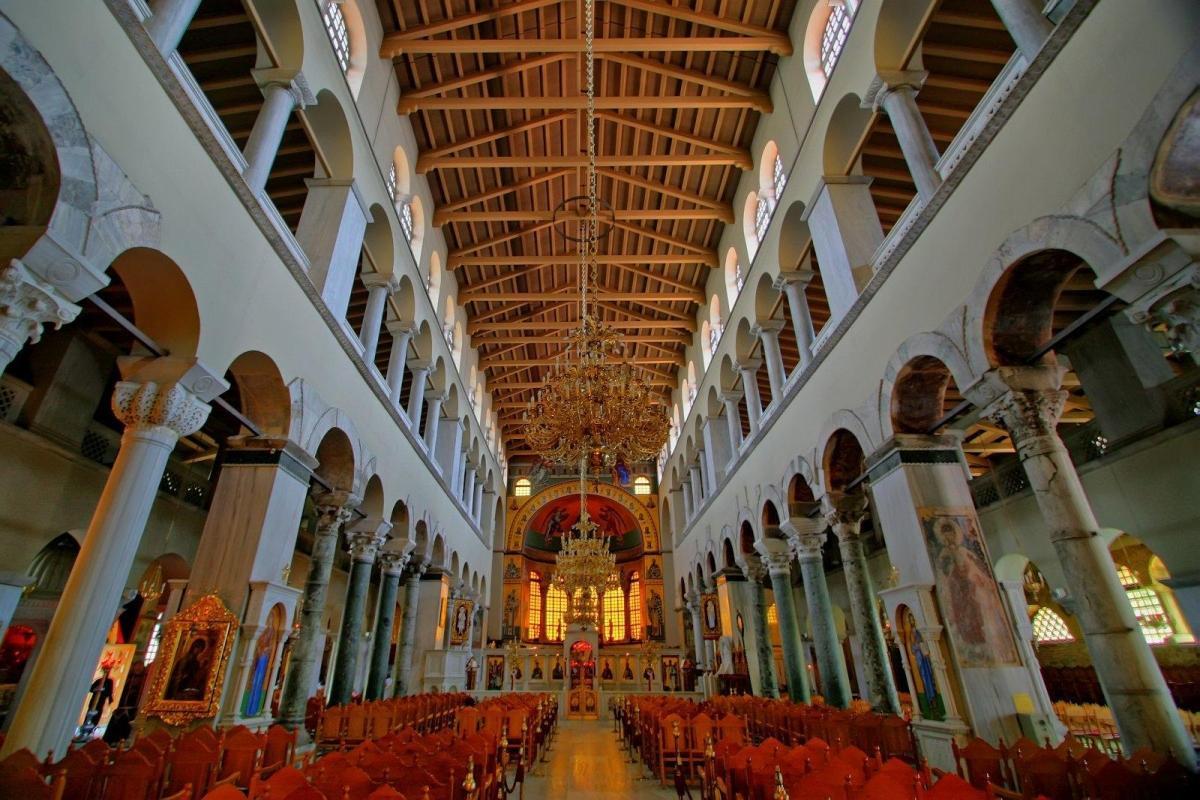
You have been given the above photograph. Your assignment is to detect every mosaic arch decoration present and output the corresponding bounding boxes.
[506,480,660,553]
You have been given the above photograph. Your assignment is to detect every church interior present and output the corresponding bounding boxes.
[0,0,1198,798]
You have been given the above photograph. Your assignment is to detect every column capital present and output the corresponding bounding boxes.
[821,492,868,537]
[361,271,401,293]
[719,389,743,406]
[311,490,359,531]
[773,268,817,291]
[425,389,448,404]
[779,516,827,559]
[407,359,432,373]
[386,319,417,337]
[971,366,1068,446]
[378,549,410,576]
[754,538,795,577]
[862,70,928,111]
[251,68,316,106]
[0,258,82,348]
[735,358,762,374]
[742,558,769,584]
[751,320,786,338]
[111,357,228,438]
[347,519,391,563]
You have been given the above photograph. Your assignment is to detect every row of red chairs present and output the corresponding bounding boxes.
[313,693,470,749]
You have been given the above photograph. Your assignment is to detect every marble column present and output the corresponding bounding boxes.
[755,540,810,703]
[297,180,370,323]
[979,366,1194,765]
[686,593,707,669]
[989,0,1052,61]
[385,322,415,407]
[783,515,851,708]
[775,269,817,370]
[824,493,900,713]
[278,491,357,729]
[359,274,397,366]
[406,362,430,427]
[802,178,883,320]
[471,474,485,524]
[242,74,311,194]
[744,561,779,698]
[0,260,82,379]
[365,548,410,700]
[330,521,390,706]
[702,414,732,487]
[1,357,226,759]
[721,392,744,460]
[736,360,763,434]
[681,481,695,521]
[689,464,704,507]
[393,559,427,696]
[462,469,477,512]
[423,391,445,452]
[753,321,787,400]
[864,73,942,200]
[145,0,202,55]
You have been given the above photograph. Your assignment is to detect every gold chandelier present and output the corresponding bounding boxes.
[551,466,619,627]
[521,0,669,471]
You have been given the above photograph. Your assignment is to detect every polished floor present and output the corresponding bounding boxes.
[524,719,679,798]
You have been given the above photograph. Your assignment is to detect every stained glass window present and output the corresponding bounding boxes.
[514,478,532,497]
[754,195,771,242]
[527,572,543,640]
[633,476,651,496]
[629,572,643,639]
[400,200,414,243]
[773,153,787,205]
[1117,565,1172,644]
[1031,607,1074,644]
[143,613,164,664]
[546,585,567,642]
[603,589,626,642]
[820,3,852,78]
[387,162,397,201]
[321,1,351,74]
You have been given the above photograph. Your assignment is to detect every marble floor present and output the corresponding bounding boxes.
[522,719,679,799]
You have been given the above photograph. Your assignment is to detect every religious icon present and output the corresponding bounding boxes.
[531,658,544,680]
[543,507,569,538]
[240,605,283,718]
[143,594,237,726]
[661,656,682,691]
[601,659,614,680]
[919,508,1019,667]
[465,656,479,690]
[623,658,634,681]
[701,593,721,639]
[647,592,665,640]
[899,606,945,721]
[551,656,564,680]
[450,599,474,646]
[485,655,505,690]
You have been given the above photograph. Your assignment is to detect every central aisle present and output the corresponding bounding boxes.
[524,719,679,799]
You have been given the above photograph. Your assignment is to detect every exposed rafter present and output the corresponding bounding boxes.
[382,36,793,58]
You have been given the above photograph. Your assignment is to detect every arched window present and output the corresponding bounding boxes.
[1117,564,1173,644]
[766,603,778,628]
[546,584,567,642]
[386,162,397,201]
[143,612,164,664]
[804,0,859,100]
[754,195,771,242]
[820,2,853,78]
[400,199,415,243]
[1031,607,1074,644]
[514,477,532,497]
[628,572,643,639]
[527,572,543,640]
[773,152,787,205]
[603,588,626,642]
[633,476,652,496]
[321,1,352,73]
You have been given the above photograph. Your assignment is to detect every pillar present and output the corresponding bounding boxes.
[775,269,817,370]
[365,549,409,700]
[278,491,357,729]
[783,515,852,708]
[463,469,477,513]
[242,73,312,194]
[721,392,744,461]
[824,492,899,713]
[406,361,430,426]
[977,366,1194,766]
[744,562,779,698]
[803,178,883,320]
[736,360,763,434]
[0,260,82,379]
[471,474,485,524]
[1,357,226,759]
[392,559,427,696]
[755,539,811,702]
[686,592,707,669]
[702,414,732,486]
[297,179,370,323]
[752,321,787,400]
[145,0,202,55]
[689,464,704,507]
[682,480,694,520]
[385,322,415,407]
[479,489,496,536]
[423,391,446,452]
[864,73,942,200]
[359,274,397,366]
[669,488,686,536]
[989,0,1052,61]
[329,521,389,706]
[435,416,464,484]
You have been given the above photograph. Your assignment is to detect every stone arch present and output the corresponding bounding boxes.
[821,426,867,494]
[362,203,395,277]
[425,249,441,305]
[412,518,429,560]
[734,318,757,361]
[721,537,737,570]
[389,498,410,540]
[823,92,872,176]
[359,473,384,518]
[759,140,783,207]
[753,272,780,325]
[391,145,412,199]
[705,551,718,579]
[967,216,1124,374]
[334,0,370,97]
[761,499,782,533]
[739,520,757,554]
[880,333,976,439]
[407,195,427,264]
[392,274,417,325]
[724,247,744,308]
[108,248,202,357]
[742,191,761,260]
[450,551,460,582]
[787,470,818,506]
[305,89,355,180]
[312,426,357,493]
[255,0,305,73]
[816,409,876,491]
[431,533,446,568]
[777,201,811,272]
[872,0,927,73]
[223,350,292,436]
[803,0,862,100]
[0,11,97,267]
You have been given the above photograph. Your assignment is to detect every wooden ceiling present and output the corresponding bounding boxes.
[376,0,797,461]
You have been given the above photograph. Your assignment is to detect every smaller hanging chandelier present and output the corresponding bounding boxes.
[552,462,619,627]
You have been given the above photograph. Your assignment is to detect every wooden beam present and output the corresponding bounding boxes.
[598,168,729,212]
[921,42,1013,65]
[382,36,795,58]
[399,95,767,112]
[425,153,744,170]
[434,169,572,221]
[386,0,565,41]
[401,53,571,104]
[482,356,683,367]
[596,111,752,164]
[450,254,713,268]
[439,208,729,223]
[934,10,1008,31]
[461,290,702,303]
[448,222,555,259]
[604,0,792,55]
[489,379,674,389]
[611,221,715,259]
[181,45,256,65]
[416,113,571,168]
[469,319,694,333]
[478,333,690,345]
[599,52,771,105]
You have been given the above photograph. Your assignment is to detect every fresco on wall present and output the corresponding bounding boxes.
[524,495,642,553]
[898,605,945,721]
[919,508,1019,667]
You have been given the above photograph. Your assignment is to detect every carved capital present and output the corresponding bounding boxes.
[0,259,81,349]
[989,388,1067,446]
[312,491,358,534]
[378,550,410,576]
[754,538,795,578]
[821,492,868,538]
[347,529,387,563]
[742,558,768,583]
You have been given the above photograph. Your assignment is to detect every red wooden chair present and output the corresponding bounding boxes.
[50,745,105,800]
[262,725,296,770]
[953,738,1008,790]
[165,739,219,798]
[0,768,66,800]
[218,727,263,790]
[99,748,160,800]
[248,764,307,800]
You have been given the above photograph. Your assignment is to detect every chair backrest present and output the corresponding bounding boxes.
[262,725,295,769]
[0,768,63,800]
[101,748,159,800]
[953,737,1005,789]
[53,747,104,800]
